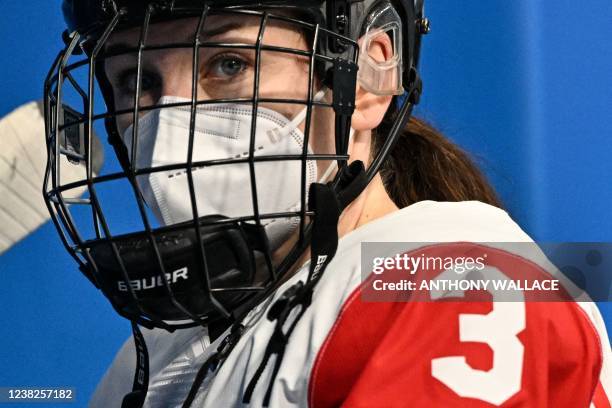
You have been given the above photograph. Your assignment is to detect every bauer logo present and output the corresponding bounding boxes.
[117,267,189,292]
[311,255,328,281]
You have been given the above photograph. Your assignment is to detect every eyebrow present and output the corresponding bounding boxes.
[202,21,246,39]
[103,21,252,57]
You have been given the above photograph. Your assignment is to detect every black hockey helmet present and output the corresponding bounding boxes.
[43,0,427,332]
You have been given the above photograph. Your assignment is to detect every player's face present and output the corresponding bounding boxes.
[104,14,335,167]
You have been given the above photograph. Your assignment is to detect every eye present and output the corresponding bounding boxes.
[118,69,161,96]
[206,54,248,79]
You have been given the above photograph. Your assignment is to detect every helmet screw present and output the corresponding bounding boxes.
[417,18,431,34]
[336,14,347,31]
[101,0,118,14]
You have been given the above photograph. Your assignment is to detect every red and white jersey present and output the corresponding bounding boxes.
[91,201,612,407]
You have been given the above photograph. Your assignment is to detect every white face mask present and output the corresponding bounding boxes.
[122,92,338,251]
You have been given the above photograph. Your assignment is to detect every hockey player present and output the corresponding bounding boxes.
[44,0,611,406]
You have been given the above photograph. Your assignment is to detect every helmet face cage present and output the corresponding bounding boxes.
[43,0,422,330]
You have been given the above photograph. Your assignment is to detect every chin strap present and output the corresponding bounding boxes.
[121,322,149,408]
[242,160,367,406]
[180,323,245,408]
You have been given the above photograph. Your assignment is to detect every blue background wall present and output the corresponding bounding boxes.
[1,0,611,403]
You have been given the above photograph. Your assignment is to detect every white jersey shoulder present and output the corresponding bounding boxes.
[89,201,541,407]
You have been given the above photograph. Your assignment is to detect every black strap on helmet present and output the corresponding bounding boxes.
[121,322,149,408]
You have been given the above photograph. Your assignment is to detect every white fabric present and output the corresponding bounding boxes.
[122,95,324,251]
[89,201,612,407]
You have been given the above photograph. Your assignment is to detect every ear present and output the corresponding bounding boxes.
[351,32,395,131]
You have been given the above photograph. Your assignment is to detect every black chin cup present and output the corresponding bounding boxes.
[82,216,270,325]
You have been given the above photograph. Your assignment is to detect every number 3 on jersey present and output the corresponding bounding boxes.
[430,266,526,406]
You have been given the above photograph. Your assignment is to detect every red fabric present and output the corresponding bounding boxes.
[309,243,605,408]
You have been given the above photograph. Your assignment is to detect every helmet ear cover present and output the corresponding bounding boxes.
[357,2,404,96]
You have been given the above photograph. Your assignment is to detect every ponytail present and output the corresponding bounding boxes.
[374,115,502,209]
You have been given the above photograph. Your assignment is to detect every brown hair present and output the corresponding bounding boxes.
[374,115,503,208]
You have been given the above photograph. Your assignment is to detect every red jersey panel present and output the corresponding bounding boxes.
[310,244,607,408]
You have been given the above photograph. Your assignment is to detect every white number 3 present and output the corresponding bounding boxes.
[430,266,525,406]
